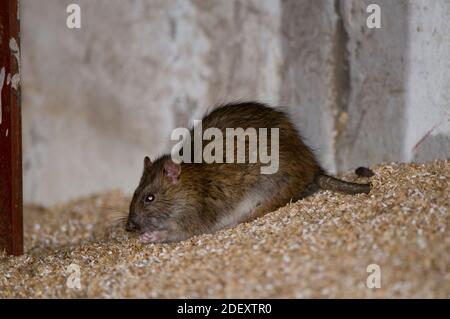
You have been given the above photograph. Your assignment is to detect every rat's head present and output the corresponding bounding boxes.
[126,155,183,242]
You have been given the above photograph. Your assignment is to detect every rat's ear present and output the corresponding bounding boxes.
[163,159,181,184]
[144,156,152,169]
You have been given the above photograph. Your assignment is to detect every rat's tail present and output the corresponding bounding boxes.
[314,167,374,195]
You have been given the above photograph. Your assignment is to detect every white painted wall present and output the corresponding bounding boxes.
[404,1,450,162]
[21,0,283,205]
[20,0,450,205]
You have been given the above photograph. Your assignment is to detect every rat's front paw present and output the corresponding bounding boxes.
[140,231,168,244]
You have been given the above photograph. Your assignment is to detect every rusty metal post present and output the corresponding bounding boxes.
[0,0,23,255]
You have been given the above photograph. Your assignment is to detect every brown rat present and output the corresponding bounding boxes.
[126,102,372,243]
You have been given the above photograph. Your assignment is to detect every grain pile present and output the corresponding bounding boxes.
[1,160,449,298]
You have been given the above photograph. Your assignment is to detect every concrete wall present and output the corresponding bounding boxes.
[405,1,450,162]
[20,0,450,205]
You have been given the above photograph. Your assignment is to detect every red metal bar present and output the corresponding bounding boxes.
[0,0,23,255]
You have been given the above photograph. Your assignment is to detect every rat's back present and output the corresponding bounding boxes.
[127,101,371,243]
[183,102,322,231]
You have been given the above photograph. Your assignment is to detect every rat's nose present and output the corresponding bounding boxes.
[125,219,141,232]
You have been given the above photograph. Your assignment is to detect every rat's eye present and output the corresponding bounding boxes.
[143,194,155,203]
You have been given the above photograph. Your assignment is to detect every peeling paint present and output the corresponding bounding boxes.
[0,67,5,125]
[9,38,20,90]
[10,74,20,90]
[6,73,11,85]
[6,128,8,137]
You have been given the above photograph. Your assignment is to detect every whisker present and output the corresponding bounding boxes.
[97,204,129,212]
[107,217,128,227]
[112,215,127,220]
[93,207,130,228]
[109,218,127,225]
[108,210,128,218]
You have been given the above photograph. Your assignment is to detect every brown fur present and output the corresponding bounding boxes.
[126,102,371,243]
